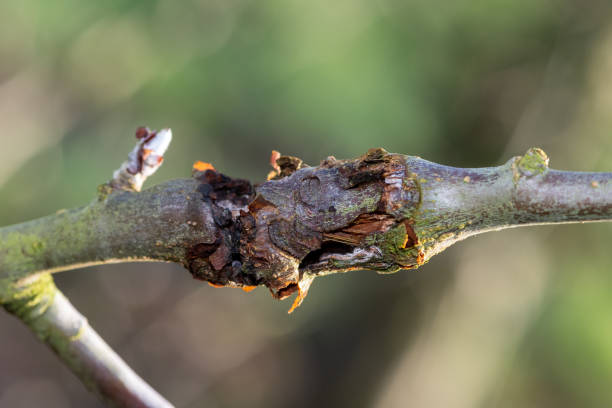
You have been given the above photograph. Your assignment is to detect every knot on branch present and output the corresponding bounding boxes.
[516,147,550,179]
[186,149,422,312]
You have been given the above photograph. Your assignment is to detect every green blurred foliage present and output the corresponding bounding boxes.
[0,1,611,407]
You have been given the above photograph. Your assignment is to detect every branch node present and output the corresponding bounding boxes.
[517,147,549,177]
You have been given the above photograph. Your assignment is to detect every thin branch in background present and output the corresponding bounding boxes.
[4,274,173,408]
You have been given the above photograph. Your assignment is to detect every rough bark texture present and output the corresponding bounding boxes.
[187,148,423,311]
[2,148,611,311]
[184,147,612,311]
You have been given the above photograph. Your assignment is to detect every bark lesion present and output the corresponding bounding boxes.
[177,146,612,312]
[187,148,423,311]
[187,166,258,288]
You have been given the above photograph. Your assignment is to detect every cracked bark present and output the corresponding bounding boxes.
[185,147,612,312]
[0,137,610,406]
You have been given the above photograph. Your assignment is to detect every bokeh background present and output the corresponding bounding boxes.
[1,1,611,407]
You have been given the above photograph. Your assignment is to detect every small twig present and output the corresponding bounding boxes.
[2,127,179,407]
[111,127,172,192]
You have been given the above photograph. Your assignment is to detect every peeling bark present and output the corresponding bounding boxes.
[181,147,611,312]
[185,148,424,310]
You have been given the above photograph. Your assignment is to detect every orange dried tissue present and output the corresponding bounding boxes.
[287,276,315,314]
[287,293,303,314]
[269,150,281,170]
[267,150,282,180]
[193,161,215,172]
[401,233,409,249]
[208,282,258,293]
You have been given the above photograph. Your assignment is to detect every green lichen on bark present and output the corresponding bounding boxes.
[1,272,85,366]
[0,273,84,369]
[364,222,423,273]
[2,273,57,321]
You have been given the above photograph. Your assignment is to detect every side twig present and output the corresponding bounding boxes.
[2,128,178,407]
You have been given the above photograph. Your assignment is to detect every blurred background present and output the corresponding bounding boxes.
[0,0,611,407]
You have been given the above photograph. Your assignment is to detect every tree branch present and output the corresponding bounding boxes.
[3,273,172,407]
[0,177,211,281]
[407,148,611,261]
[0,129,610,406]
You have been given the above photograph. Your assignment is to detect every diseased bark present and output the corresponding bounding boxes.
[181,147,612,311]
[2,147,611,308]
[0,139,610,407]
